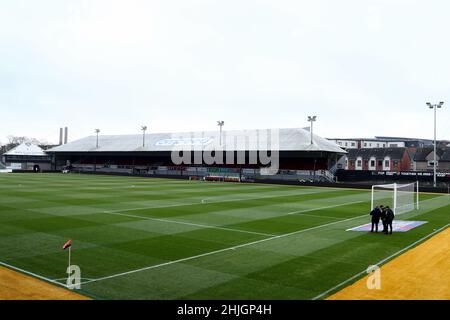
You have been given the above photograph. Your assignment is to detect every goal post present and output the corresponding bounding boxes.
[371,181,419,215]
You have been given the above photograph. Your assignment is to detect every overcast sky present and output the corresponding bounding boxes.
[1,0,449,144]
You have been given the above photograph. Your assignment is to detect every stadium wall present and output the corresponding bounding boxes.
[336,169,450,187]
[50,170,450,194]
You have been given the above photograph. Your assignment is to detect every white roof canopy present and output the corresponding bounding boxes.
[4,142,47,156]
[48,128,346,154]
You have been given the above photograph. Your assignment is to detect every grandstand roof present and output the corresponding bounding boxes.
[47,128,346,153]
[4,142,47,156]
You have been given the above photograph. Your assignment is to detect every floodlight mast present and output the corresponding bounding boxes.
[95,129,100,148]
[217,121,225,146]
[141,125,148,147]
[307,116,317,145]
[426,102,444,188]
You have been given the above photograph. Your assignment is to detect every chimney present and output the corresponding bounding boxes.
[64,127,68,144]
[59,128,63,145]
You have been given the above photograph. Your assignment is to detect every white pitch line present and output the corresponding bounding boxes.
[311,222,450,300]
[105,189,344,213]
[0,260,68,289]
[287,201,365,215]
[80,209,369,286]
[102,200,365,237]
[103,210,275,237]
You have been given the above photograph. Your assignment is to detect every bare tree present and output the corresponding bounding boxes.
[7,136,25,144]
[6,135,48,145]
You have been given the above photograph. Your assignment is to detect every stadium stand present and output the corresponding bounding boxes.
[46,128,346,182]
[2,143,52,171]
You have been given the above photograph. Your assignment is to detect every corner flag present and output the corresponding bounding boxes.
[62,239,72,250]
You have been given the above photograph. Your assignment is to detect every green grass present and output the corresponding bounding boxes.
[0,173,448,300]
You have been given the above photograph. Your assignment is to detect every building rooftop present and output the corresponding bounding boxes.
[346,147,408,160]
[47,128,346,154]
[3,142,47,156]
[413,147,449,161]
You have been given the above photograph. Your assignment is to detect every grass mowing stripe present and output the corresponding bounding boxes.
[104,189,348,214]
[312,222,450,300]
[1,174,447,299]
[102,210,275,237]
[287,200,365,215]
[80,208,368,285]
[102,199,363,237]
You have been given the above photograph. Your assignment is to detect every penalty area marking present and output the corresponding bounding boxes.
[312,222,450,300]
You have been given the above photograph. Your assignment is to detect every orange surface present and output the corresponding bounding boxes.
[328,228,450,300]
[0,267,89,300]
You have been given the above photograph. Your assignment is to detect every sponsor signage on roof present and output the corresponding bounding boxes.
[154,137,214,147]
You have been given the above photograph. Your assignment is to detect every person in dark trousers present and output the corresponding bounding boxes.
[370,206,381,232]
[379,205,387,233]
[385,206,395,235]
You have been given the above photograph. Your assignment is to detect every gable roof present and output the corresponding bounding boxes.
[4,143,47,156]
[413,147,447,161]
[346,148,408,160]
[440,150,450,161]
[47,128,347,154]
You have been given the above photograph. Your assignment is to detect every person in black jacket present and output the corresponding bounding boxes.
[379,205,387,233]
[385,206,395,235]
[370,206,381,232]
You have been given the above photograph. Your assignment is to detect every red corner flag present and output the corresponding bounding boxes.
[62,239,72,250]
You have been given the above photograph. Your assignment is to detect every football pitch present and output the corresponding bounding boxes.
[0,173,448,300]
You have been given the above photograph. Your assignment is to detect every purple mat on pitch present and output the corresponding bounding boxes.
[347,220,428,232]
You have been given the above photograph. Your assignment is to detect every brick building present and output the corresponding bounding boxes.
[343,148,411,172]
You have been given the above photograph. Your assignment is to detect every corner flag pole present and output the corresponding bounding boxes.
[62,239,73,269]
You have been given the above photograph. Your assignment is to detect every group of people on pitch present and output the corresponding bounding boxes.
[370,205,395,235]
